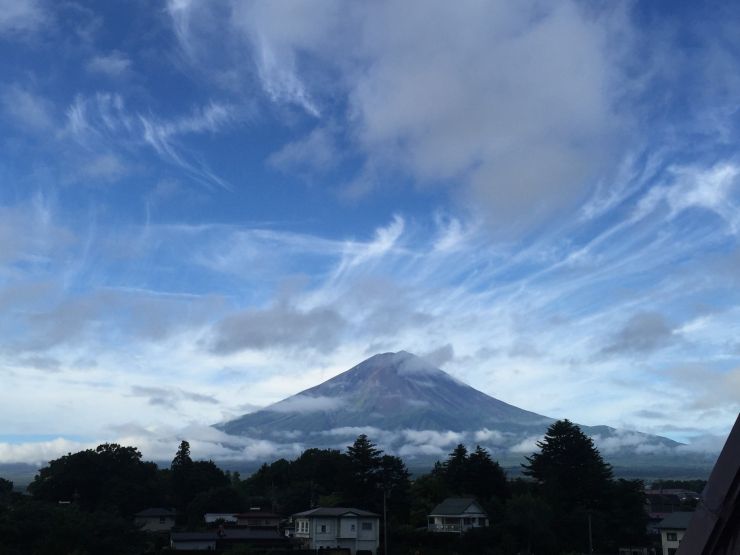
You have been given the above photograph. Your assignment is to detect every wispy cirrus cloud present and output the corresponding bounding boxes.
[62,92,239,189]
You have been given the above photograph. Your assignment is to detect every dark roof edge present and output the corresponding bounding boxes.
[678,413,740,554]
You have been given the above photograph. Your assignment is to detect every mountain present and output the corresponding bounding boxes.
[217,351,707,473]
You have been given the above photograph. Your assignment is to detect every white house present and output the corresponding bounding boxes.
[292,507,380,555]
[656,512,692,555]
[427,497,489,533]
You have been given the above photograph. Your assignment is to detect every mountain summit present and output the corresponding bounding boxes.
[218,351,683,468]
[221,351,548,436]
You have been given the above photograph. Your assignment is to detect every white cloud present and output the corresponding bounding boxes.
[509,435,543,454]
[268,126,338,175]
[86,51,132,77]
[0,438,89,465]
[1,85,54,131]
[78,153,128,182]
[474,429,506,443]
[267,394,346,414]
[169,1,628,226]
[0,0,46,34]
[401,429,464,448]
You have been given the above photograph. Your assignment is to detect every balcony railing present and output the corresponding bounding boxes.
[428,523,461,532]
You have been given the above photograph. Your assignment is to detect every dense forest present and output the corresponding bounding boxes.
[0,420,659,554]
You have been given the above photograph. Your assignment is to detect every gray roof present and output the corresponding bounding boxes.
[293,507,379,518]
[429,497,486,516]
[655,512,694,530]
[171,529,283,541]
[135,507,176,517]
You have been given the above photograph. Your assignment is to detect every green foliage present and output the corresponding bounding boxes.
[0,477,12,505]
[239,448,347,515]
[521,420,648,553]
[522,420,613,509]
[6,429,652,555]
[343,434,384,507]
[0,497,146,555]
[171,440,230,515]
[501,493,555,553]
[28,443,165,517]
[431,444,508,505]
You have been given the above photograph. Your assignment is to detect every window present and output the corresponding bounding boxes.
[350,524,355,531]
[320,524,327,533]
[667,532,678,541]
[362,522,373,531]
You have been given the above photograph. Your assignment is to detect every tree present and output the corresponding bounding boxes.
[467,445,508,501]
[379,454,412,523]
[28,443,164,516]
[0,478,12,506]
[502,493,555,554]
[443,444,469,494]
[522,420,613,553]
[522,420,612,509]
[170,440,229,514]
[344,435,383,508]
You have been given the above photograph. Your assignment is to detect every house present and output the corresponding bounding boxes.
[235,509,281,529]
[677,413,740,554]
[292,507,380,555]
[427,497,489,533]
[204,508,281,530]
[170,528,286,551]
[204,512,238,525]
[656,512,693,555]
[134,507,177,532]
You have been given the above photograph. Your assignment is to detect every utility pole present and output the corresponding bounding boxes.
[588,511,593,554]
[383,488,388,555]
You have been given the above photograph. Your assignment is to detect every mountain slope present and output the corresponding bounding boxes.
[218,351,686,468]
[221,351,550,436]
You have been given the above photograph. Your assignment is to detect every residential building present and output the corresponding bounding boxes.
[235,509,281,529]
[292,507,380,555]
[203,509,281,530]
[427,497,489,533]
[656,512,693,555]
[170,528,286,551]
[204,512,238,525]
[134,507,177,532]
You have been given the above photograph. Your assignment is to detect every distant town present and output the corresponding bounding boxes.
[2,415,737,555]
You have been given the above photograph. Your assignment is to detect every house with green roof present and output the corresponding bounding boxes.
[427,497,489,533]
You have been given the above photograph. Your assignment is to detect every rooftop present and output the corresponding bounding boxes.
[429,497,485,516]
[293,507,379,518]
[655,512,694,530]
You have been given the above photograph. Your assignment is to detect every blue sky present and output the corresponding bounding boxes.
[1,0,739,463]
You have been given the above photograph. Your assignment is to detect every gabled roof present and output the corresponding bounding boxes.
[655,512,694,530]
[293,507,379,518]
[135,507,176,517]
[429,497,486,516]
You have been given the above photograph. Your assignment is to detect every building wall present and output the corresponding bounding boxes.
[339,516,358,538]
[171,539,216,550]
[356,518,378,541]
[136,516,175,532]
[661,529,685,555]
[299,516,379,555]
